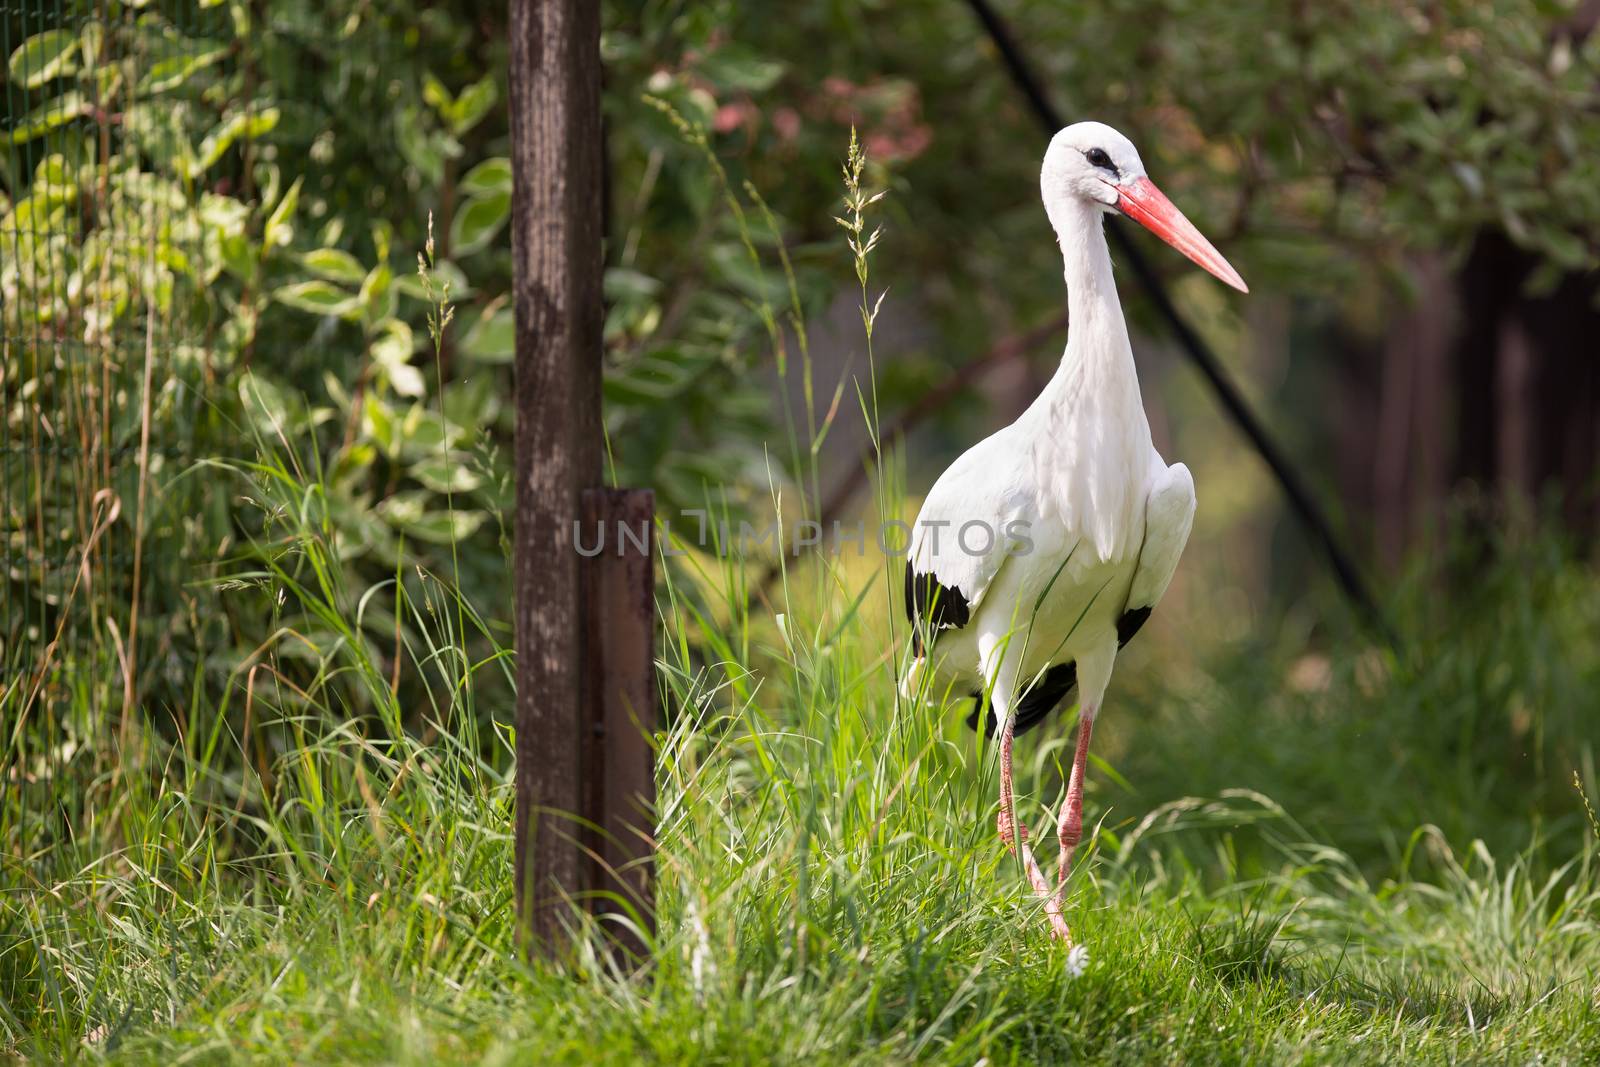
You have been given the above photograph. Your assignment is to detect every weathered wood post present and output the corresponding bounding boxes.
[581,488,657,960]
[508,0,657,960]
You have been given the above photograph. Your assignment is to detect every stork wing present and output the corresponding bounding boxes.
[960,460,1195,736]
[903,429,1034,653]
[1117,460,1196,645]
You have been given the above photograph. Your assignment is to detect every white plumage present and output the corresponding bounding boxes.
[902,122,1245,943]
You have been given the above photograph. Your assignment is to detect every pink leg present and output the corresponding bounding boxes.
[1056,706,1097,891]
[996,716,1029,848]
[997,713,1073,942]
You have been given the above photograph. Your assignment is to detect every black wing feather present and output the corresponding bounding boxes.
[964,604,1155,736]
[1117,605,1151,646]
[965,660,1078,737]
[904,565,971,656]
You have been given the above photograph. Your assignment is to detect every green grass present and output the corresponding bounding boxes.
[6,142,1600,1066]
[5,449,1600,1064]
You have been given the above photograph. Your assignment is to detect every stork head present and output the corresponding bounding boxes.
[1042,121,1247,293]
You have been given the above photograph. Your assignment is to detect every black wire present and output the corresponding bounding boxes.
[963,0,1396,647]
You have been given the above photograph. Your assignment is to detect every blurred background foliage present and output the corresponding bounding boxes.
[4,0,1599,866]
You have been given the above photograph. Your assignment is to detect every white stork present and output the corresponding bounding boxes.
[902,121,1247,942]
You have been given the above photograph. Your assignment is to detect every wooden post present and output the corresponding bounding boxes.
[508,0,604,954]
[509,0,657,963]
[582,489,658,961]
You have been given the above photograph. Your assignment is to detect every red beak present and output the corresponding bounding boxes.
[1116,177,1248,293]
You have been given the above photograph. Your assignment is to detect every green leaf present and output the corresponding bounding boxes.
[263,176,302,249]
[327,441,376,490]
[200,192,250,234]
[359,263,396,327]
[91,62,122,108]
[395,105,459,186]
[370,319,414,367]
[78,21,104,65]
[273,280,359,319]
[422,73,453,113]
[138,46,228,94]
[459,156,511,199]
[6,91,90,145]
[300,248,367,285]
[603,347,701,402]
[238,371,292,437]
[449,191,510,256]
[112,170,185,210]
[120,98,194,174]
[424,73,498,136]
[8,30,80,89]
[194,106,279,174]
[31,154,78,199]
[377,491,485,543]
[219,233,258,282]
[410,454,483,494]
[441,377,500,433]
[384,361,425,399]
[370,220,393,265]
[605,268,662,302]
[370,320,423,398]
[364,393,398,457]
[460,308,515,363]
[398,405,471,453]
[697,45,785,92]
[395,259,472,302]
[446,76,498,135]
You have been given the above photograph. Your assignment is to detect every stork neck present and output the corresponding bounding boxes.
[1053,198,1127,356]
[1027,196,1153,559]
[1043,197,1141,413]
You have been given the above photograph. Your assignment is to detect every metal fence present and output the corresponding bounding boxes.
[3,0,520,753]
[3,0,241,725]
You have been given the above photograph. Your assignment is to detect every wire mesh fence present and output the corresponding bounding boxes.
[3,0,249,728]
[3,1,514,756]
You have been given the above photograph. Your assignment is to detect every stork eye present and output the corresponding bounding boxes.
[1085,147,1116,172]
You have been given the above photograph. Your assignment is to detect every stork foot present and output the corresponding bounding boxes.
[997,797,1071,943]
[1018,834,1073,944]
[994,689,1071,943]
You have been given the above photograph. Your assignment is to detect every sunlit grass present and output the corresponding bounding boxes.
[5,136,1600,1065]
[5,451,1600,1063]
